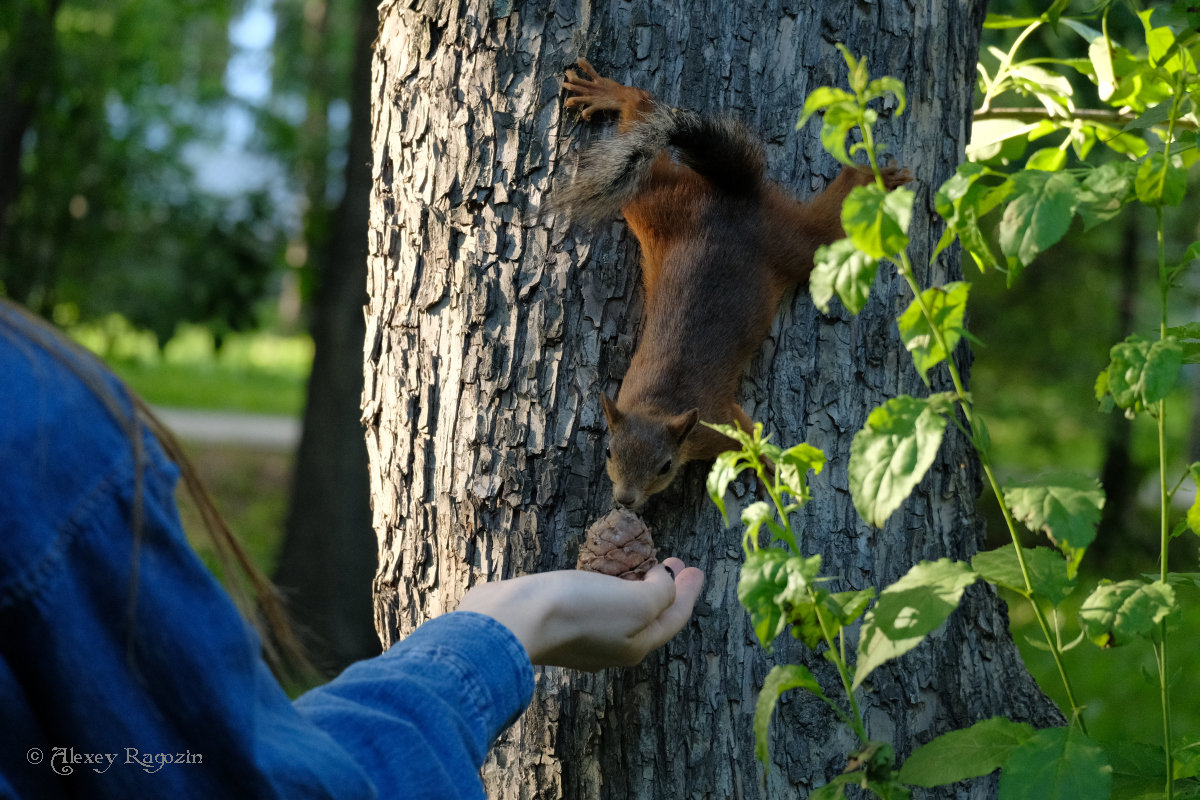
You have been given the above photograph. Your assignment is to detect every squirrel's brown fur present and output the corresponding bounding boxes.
[561,59,911,510]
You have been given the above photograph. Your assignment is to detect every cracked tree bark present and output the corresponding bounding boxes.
[363,1,1064,797]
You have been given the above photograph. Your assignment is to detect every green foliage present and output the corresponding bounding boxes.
[811,238,879,314]
[0,0,290,341]
[713,6,1200,796]
[1097,335,1183,416]
[898,717,1036,786]
[754,664,826,769]
[853,560,979,690]
[842,185,914,260]
[1004,476,1105,576]
[972,545,1076,606]
[848,394,952,528]
[896,282,971,382]
[997,726,1112,800]
[997,170,1080,278]
[1079,579,1176,648]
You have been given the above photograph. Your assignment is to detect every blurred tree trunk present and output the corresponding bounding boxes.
[274,0,378,674]
[0,0,62,257]
[1096,210,1142,560]
[364,0,1062,796]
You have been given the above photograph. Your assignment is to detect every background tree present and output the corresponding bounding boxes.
[273,0,380,674]
[0,0,279,345]
[365,1,1063,797]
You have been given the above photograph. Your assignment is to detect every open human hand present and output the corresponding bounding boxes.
[456,558,704,671]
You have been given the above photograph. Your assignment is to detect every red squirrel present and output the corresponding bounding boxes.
[560,59,911,510]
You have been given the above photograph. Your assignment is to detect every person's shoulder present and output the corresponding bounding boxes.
[0,305,144,550]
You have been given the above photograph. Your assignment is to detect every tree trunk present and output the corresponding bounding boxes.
[364,1,1063,797]
[274,0,379,674]
[0,0,62,257]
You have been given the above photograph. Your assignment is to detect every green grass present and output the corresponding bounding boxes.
[69,315,312,416]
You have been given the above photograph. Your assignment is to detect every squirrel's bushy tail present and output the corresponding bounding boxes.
[556,103,766,224]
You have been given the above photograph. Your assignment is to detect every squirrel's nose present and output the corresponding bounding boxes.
[619,491,648,510]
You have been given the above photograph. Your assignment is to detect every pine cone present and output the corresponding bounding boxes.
[576,508,658,580]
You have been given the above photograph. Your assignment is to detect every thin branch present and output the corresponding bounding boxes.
[974,106,1200,131]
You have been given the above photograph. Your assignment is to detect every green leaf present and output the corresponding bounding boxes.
[1103,739,1174,799]
[996,170,1080,279]
[898,717,1037,786]
[1176,733,1200,781]
[1004,476,1105,577]
[738,549,789,647]
[1122,99,1176,132]
[1135,152,1188,207]
[811,774,856,800]
[997,726,1112,800]
[1088,27,1117,101]
[870,558,978,641]
[967,118,1040,162]
[842,184,914,259]
[776,442,826,502]
[819,102,863,167]
[1079,579,1175,647]
[796,86,856,132]
[1102,335,1184,413]
[822,588,875,628]
[972,545,1076,606]
[897,281,970,382]
[855,608,924,690]
[741,501,776,544]
[849,395,950,527]
[866,76,907,116]
[738,550,823,649]
[933,164,1010,271]
[708,450,747,524]
[1077,161,1137,230]
[754,664,825,769]
[811,238,880,315]
[1166,242,1200,286]
[1026,147,1067,171]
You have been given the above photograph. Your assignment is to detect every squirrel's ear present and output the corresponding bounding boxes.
[667,408,699,443]
[600,393,622,427]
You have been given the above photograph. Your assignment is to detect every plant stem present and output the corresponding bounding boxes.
[1154,64,1184,791]
[1155,201,1175,798]
[890,247,1089,732]
[814,596,868,744]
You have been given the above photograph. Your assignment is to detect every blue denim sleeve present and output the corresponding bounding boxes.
[0,313,534,798]
[294,612,534,799]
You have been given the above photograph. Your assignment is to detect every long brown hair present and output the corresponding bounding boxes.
[0,299,310,678]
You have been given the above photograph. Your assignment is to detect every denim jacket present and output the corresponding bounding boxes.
[0,308,534,798]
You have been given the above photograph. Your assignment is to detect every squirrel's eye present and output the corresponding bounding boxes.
[605,445,612,461]
[657,459,672,477]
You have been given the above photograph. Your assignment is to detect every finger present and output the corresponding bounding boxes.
[632,566,704,655]
[660,556,685,578]
[638,562,681,614]
[577,57,598,79]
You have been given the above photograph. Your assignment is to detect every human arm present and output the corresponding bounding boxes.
[295,559,703,796]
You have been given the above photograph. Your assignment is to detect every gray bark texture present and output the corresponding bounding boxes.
[363,1,1064,798]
